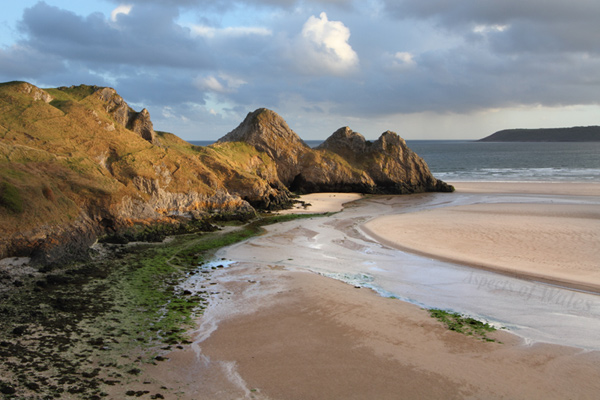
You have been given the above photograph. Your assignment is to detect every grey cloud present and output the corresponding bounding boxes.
[0,45,66,79]
[384,0,600,54]
[484,19,600,54]
[105,0,353,9]
[2,0,598,139]
[329,46,600,117]
[384,0,597,27]
[111,70,205,107]
[18,2,214,69]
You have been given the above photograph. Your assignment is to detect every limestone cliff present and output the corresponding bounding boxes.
[219,110,453,194]
[217,108,310,185]
[0,83,287,264]
[90,86,160,145]
[0,82,451,265]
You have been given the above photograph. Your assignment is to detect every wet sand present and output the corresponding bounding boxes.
[145,264,600,400]
[363,183,600,293]
[145,183,600,399]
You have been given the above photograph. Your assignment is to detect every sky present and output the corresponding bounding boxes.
[1,0,599,141]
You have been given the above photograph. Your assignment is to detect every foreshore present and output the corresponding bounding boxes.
[144,182,600,399]
[363,182,600,293]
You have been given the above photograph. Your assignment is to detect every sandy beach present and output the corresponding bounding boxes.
[363,182,600,293]
[141,182,600,399]
[277,192,363,214]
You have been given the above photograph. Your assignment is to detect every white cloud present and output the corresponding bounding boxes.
[110,4,133,22]
[194,73,247,93]
[294,12,359,76]
[473,24,508,34]
[386,51,416,70]
[162,106,190,122]
[191,25,272,38]
[197,75,225,92]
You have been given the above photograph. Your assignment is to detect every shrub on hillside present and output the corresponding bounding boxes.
[0,181,24,213]
[42,185,56,201]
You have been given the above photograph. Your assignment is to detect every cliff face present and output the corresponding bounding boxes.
[217,108,310,185]
[219,111,453,194]
[0,82,451,265]
[92,86,160,145]
[0,82,288,264]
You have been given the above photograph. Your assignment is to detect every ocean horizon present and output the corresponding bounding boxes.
[188,140,600,183]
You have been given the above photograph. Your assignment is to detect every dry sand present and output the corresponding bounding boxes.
[141,183,600,399]
[278,192,362,214]
[450,181,600,196]
[363,182,600,293]
[363,202,600,293]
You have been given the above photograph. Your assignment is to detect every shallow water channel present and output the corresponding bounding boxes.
[217,191,600,350]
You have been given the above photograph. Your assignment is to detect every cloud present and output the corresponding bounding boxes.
[383,0,600,54]
[0,44,66,78]
[384,51,416,71]
[292,12,359,76]
[194,73,247,93]
[1,0,598,140]
[16,2,213,69]
[191,25,272,38]
[106,0,217,7]
[104,0,355,11]
[111,4,133,22]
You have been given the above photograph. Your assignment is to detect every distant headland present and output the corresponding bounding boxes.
[479,126,600,142]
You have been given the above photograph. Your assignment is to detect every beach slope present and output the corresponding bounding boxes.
[363,182,600,293]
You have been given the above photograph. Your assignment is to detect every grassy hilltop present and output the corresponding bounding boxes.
[0,81,288,263]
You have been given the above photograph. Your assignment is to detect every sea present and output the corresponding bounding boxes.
[188,140,600,183]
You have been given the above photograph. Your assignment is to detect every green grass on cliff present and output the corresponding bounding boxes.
[45,85,98,101]
[0,181,23,213]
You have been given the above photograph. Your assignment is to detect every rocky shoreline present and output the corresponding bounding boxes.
[0,212,327,399]
[0,227,232,398]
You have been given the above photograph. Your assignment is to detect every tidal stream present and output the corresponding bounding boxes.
[217,191,600,350]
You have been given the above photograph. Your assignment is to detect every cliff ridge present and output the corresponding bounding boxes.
[0,82,451,265]
[221,113,452,194]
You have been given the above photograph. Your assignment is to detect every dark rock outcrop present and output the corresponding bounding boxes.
[219,110,453,195]
[218,108,310,185]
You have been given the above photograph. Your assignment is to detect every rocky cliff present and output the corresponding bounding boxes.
[0,82,451,265]
[219,109,453,194]
[217,108,310,185]
[0,82,287,264]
